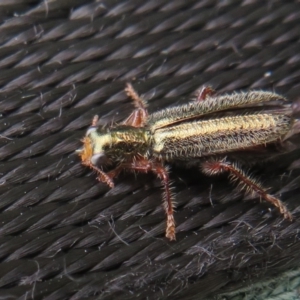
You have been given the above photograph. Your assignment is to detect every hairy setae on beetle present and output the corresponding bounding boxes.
[77,84,294,241]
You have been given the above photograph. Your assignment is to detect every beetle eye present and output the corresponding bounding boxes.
[91,153,107,165]
[86,126,97,136]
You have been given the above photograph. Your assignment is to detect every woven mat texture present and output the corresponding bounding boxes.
[0,1,300,299]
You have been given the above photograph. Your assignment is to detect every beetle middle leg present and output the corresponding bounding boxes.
[122,83,148,127]
[201,158,293,220]
[113,157,176,240]
[196,86,215,101]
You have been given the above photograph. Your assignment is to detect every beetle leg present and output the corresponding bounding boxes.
[85,163,114,188]
[106,165,124,180]
[150,162,176,241]
[88,164,125,189]
[122,83,148,127]
[201,159,293,220]
[119,158,176,240]
[96,163,131,188]
[196,86,215,101]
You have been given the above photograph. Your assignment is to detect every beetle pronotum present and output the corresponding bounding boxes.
[77,84,293,241]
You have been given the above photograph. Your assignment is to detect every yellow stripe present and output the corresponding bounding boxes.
[155,114,275,139]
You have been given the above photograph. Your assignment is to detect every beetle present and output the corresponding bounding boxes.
[77,84,293,240]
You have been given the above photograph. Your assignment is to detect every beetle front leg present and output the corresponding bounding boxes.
[86,163,115,188]
[201,159,293,220]
[95,163,129,188]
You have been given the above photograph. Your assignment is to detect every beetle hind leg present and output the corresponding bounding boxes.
[201,158,293,220]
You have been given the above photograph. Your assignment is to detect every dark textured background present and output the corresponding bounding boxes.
[0,1,300,299]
